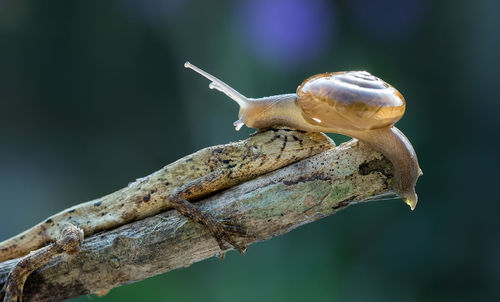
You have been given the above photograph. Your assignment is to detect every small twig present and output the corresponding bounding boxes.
[0,140,394,302]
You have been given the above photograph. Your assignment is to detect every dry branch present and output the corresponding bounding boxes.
[0,139,395,301]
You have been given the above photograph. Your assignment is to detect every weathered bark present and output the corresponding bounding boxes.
[0,140,396,301]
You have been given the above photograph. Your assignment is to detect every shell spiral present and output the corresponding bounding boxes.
[297,71,406,131]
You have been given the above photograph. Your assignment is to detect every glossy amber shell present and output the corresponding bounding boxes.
[297,71,405,131]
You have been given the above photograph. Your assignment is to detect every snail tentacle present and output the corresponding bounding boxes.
[185,62,250,109]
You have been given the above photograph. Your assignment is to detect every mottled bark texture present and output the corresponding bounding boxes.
[0,140,395,302]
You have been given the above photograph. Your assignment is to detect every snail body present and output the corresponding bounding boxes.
[184,62,422,209]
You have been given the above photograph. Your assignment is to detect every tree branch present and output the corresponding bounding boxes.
[0,139,395,302]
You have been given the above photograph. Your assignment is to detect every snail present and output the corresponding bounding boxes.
[184,62,422,210]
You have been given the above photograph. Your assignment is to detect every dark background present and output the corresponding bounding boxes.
[1,0,499,301]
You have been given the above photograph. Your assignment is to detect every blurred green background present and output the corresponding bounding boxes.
[1,0,499,301]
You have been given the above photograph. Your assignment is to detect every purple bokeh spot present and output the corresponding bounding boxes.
[236,0,336,67]
[350,0,427,40]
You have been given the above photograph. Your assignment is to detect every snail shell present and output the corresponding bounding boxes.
[297,71,405,131]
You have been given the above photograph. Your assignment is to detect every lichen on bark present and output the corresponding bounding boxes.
[0,139,396,302]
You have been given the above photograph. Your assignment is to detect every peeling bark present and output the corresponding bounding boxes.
[0,140,396,302]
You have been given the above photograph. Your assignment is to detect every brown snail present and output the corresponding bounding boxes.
[184,62,422,210]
